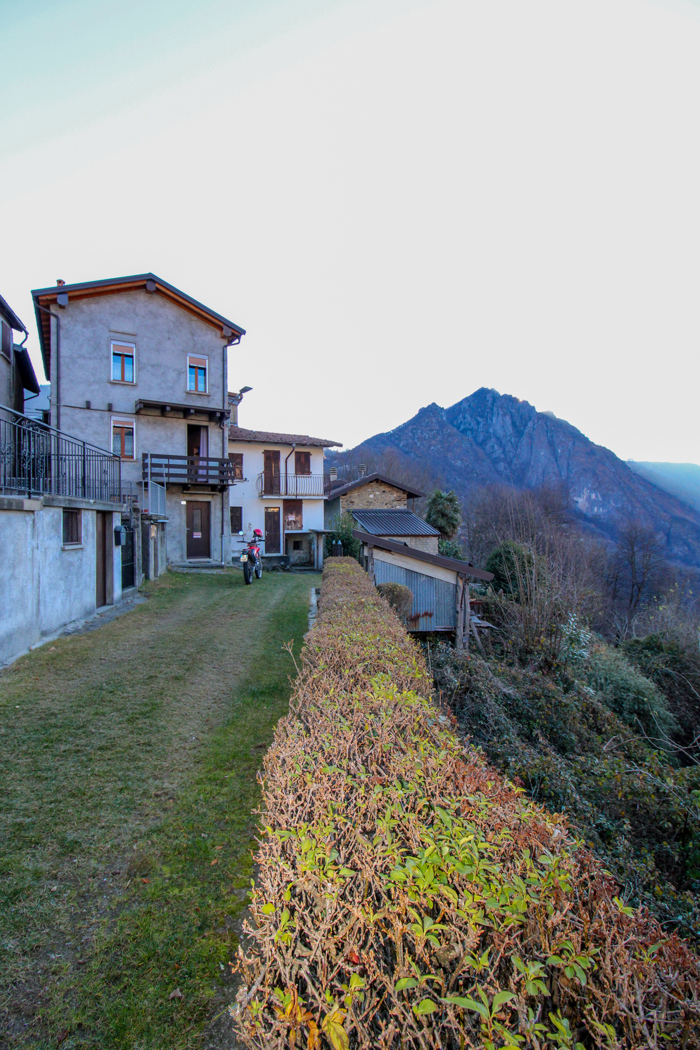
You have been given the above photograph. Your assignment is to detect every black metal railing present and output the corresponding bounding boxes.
[0,403,121,501]
[143,453,234,488]
[256,472,331,497]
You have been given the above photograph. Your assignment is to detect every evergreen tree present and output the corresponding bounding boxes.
[426,489,461,539]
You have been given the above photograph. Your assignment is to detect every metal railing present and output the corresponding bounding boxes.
[143,452,234,488]
[0,403,121,501]
[143,479,167,516]
[256,472,331,497]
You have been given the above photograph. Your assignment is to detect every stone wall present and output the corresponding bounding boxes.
[383,534,439,555]
[341,481,408,512]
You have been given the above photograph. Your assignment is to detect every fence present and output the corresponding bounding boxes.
[0,403,121,501]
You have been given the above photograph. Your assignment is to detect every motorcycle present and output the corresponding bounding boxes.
[238,529,263,585]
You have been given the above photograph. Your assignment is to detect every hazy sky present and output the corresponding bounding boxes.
[2,0,700,462]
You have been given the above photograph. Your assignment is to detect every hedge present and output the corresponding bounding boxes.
[232,559,700,1049]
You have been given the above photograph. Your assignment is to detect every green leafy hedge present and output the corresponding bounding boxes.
[232,560,700,1049]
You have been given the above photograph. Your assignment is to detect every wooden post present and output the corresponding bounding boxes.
[464,578,470,653]
[455,576,464,650]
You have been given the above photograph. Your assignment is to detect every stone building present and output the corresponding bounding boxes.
[324,472,440,554]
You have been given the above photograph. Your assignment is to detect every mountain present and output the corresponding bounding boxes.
[628,462,700,515]
[333,388,700,567]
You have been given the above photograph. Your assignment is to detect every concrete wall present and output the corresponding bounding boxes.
[228,439,326,561]
[0,495,123,666]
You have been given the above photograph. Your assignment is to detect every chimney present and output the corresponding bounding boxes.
[358,463,367,477]
[329,466,338,483]
[56,279,65,285]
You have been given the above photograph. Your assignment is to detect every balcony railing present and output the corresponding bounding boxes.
[256,472,331,498]
[0,403,121,501]
[143,453,234,488]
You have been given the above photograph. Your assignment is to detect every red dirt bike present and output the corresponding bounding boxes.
[238,530,263,585]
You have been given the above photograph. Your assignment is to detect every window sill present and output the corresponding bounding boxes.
[109,379,136,386]
[186,390,211,396]
[62,543,84,550]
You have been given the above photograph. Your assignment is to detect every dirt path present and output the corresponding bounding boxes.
[0,568,318,1049]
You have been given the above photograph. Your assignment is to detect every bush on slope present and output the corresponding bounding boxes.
[232,560,700,1049]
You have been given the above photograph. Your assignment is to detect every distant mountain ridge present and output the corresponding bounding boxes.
[628,462,700,516]
[334,388,700,568]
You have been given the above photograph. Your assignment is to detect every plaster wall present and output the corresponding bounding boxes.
[0,498,122,665]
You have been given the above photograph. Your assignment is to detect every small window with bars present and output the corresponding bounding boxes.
[111,341,135,383]
[187,355,208,393]
[62,508,82,545]
[112,419,135,459]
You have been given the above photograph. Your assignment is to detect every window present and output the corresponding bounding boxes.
[229,453,243,480]
[230,506,243,533]
[284,499,303,531]
[1,321,11,361]
[112,419,135,459]
[187,355,208,393]
[293,540,302,551]
[295,450,311,475]
[111,341,135,383]
[62,508,81,545]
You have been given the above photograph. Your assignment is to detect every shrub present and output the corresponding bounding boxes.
[582,642,676,738]
[231,560,700,1048]
[324,512,361,560]
[485,539,533,596]
[437,538,465,560]
[376,581,413,622]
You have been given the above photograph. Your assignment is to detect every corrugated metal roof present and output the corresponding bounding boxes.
[351,508,441,537]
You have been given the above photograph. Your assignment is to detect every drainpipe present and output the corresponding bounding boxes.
[35,303,61,431]
[16,327,41,406]
[284,443,296,497]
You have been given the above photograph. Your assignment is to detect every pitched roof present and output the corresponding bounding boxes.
[328,472,424,500]
[0,293,27,333]
[352,529,494,582]
[228,426,342,448]
[31,273,246,375]
[350,508,441,537]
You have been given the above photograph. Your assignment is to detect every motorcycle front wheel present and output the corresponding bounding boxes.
[244,561,254,585]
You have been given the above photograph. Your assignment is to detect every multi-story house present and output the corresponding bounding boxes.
[31,273,245,572]
[1,293,39,414]
[227,398,341,568]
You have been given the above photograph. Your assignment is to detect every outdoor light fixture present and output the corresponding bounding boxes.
[181,500,186,505]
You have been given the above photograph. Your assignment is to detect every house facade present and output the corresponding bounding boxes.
[31,273,245,571]
[228,424,341,568]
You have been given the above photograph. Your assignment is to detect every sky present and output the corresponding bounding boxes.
[2,0,700,463]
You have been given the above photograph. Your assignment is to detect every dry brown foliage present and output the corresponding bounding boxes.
[231,559,700,1049]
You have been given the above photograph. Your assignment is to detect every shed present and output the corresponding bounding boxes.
[350,507,441,555]
[353,529,493,649]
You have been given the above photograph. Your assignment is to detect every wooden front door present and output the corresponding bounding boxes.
[263,450,280,495]
[186,501,211,558]
[264,507,281,554]
[95,511,108,607]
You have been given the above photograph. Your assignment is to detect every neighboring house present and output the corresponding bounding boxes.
[31,273,245,576]
[325,472,440,554]
[228,420,342,568]
[353,529,493,648]
[23,384,50,425]
[0,293,40,414]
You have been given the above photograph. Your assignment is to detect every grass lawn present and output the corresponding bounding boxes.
[0,568,319,1050]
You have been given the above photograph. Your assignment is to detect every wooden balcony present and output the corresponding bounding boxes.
[256,472,331,498]
[143,453,234,489]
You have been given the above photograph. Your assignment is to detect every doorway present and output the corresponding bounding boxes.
[95,511,109,607]
[187,425,209,482]
[263,450,280,495]
[186,501,211,558]
[264,506,281,554]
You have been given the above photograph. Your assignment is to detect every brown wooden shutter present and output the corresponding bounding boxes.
[1,321,11,361]
[295,450,311,475]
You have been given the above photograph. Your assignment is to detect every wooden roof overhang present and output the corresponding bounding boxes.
[135,399,229,422]
[31,273,246,376]
[352,529,494,581]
